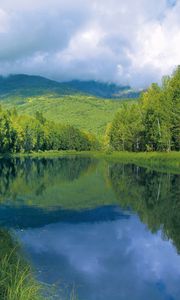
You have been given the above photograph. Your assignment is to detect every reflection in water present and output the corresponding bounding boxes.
[0,205,129,229]
[0,157,180,300]
[0,156,94,187]
[109,163,180,252]
[0,156,97,208]
[16,216,180,300]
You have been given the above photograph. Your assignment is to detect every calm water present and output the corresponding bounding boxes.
[0,156,180,300]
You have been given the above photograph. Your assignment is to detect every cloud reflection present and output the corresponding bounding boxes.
[16,214,180,300]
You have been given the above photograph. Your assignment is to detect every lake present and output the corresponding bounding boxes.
[0,156,180,300]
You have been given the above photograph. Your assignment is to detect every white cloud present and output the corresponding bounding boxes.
[0,0,179,87]
[0,8,9,33]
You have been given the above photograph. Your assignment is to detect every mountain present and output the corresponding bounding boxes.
[0,74,74,98]
[0,74,140,99]
[63,80,140,98]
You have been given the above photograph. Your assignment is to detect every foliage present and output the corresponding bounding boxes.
[0,67,179,154]
[1,94,134,137]
[0,107,99,153]
[108,66,180,152]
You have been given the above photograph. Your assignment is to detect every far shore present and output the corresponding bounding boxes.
[0,150,180,174]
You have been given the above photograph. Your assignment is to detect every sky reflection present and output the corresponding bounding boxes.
[16,214,180,300]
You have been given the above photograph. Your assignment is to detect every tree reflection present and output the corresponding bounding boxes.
[0,156,96,203]
[109,163,180,252]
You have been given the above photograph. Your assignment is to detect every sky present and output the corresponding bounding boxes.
[0,0,180,88]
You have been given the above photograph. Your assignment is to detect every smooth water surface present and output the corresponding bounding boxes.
[0,156,180,300]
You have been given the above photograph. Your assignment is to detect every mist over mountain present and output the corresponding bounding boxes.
[0,74,141,99]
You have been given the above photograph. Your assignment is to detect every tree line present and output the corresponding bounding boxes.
[0,108,99,153]
[0,67,179,153]
[107,66,180,152]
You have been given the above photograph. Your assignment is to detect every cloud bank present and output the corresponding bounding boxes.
[0,0,180,88]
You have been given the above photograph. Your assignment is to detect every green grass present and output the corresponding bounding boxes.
[1,93,134,136]
[0,255,41,300]
[0,230,42,300]
[82,151,180,174]
[0,230,80,300]
[10,150,180,174]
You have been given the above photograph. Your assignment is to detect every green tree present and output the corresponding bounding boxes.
[0,111,18,153]
[109,104,143,151]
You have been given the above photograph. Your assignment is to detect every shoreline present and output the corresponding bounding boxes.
[1,150,180,174]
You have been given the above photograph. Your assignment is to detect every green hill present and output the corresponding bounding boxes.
[0,74,138,136]
[2,94,135,136]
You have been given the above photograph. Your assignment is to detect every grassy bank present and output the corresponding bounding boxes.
[92,151,180,174]
[0,230,79,300]
[0,230,42,300]
[6,150,180,174]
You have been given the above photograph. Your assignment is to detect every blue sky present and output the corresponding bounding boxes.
[167,0,177,7]
[0,0,179,88]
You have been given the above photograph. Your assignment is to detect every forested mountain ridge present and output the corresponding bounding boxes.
[0,74,140,99]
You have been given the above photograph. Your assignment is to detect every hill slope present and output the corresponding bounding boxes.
[3,94,135,136]
[0,74,138,136]
[0,74,140,99]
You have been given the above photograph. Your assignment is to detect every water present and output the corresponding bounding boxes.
[0,156,180,300]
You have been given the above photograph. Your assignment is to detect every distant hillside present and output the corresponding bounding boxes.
[63,80,140,98]
[0,74,74,98]
[0,74,138,136]
[3,94,135,136]
[0,74,140,99]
